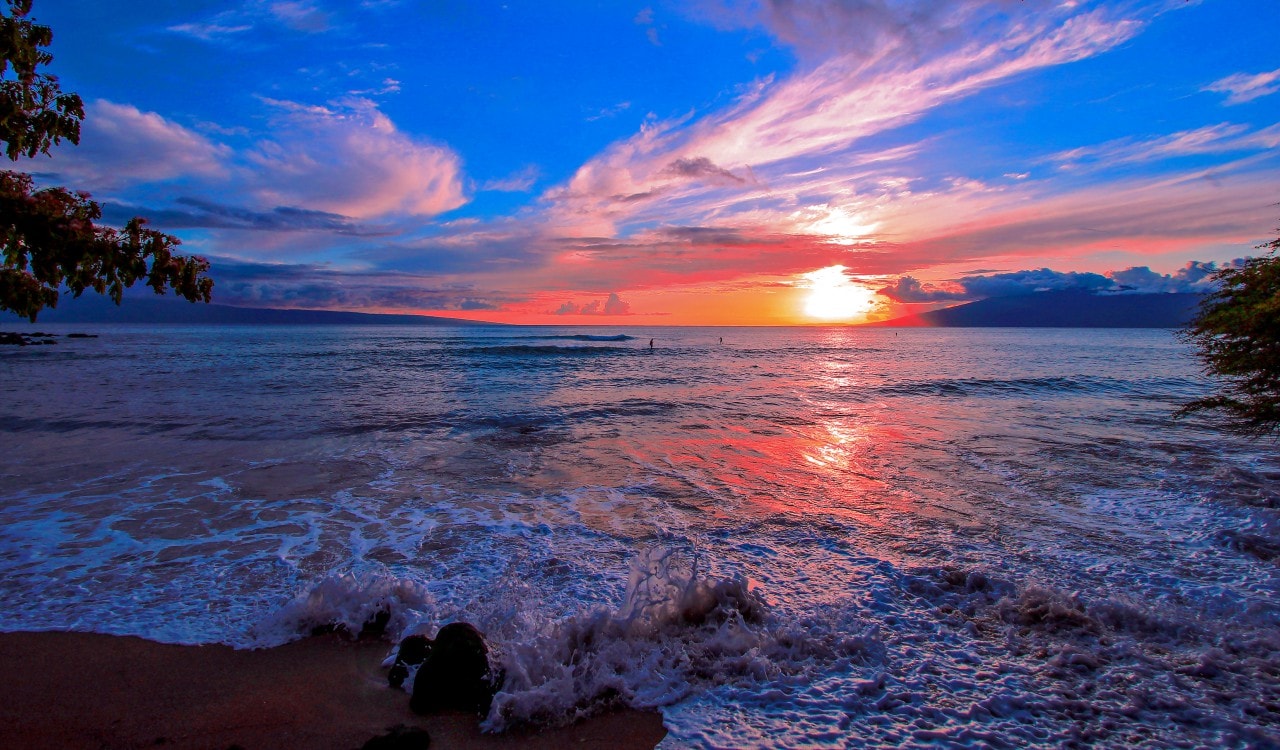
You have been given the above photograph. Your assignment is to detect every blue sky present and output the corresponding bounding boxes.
[17,0,1280,323]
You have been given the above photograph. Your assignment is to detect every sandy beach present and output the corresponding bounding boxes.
[0,631,667,750]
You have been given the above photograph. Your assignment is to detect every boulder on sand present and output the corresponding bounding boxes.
[388,634,432,689]
[409,622,499,716]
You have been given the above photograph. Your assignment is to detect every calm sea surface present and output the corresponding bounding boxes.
[1,325,1277,747]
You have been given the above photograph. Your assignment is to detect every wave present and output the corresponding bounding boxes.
[458,345,633,357]
[866,375,1122,399]
[249,570,436,647]
[526,334,636,342]
[480,546,873,731]
[258,548,876,732]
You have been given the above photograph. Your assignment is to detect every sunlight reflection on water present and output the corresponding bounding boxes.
[0,325,1277,747]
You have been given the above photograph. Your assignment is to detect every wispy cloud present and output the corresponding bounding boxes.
[1049,123,1280,170]
[586,101,632,122]
[166,21,253,40]
[267,0,330,32]
[1205,67,1280,105]
[480,165,541,193]
[542,3,1140,240]
[102,198,384,236]
[169,0,335,40]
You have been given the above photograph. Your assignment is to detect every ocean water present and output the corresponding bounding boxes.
[1,325,1277,747]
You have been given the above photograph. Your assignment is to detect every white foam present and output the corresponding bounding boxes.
[249,569,435,647]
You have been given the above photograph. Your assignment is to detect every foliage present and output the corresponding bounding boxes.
[1,0,211,322]
[1,171,213,320]
[1,0,81,160]
[1178,234,1280,437]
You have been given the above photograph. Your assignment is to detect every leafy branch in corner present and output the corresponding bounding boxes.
[1,0,212,322]
[1178,230,1280,437]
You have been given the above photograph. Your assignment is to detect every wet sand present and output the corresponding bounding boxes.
[0,631,667,750]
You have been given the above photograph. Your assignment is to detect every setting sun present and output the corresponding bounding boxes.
[802,265,877,321]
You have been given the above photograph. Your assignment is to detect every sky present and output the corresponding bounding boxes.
[16,0,1280,324]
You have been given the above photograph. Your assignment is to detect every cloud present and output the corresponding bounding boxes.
[480,165,541,192]
[551,292,633,315]
[635,6,661,46]
[101,198,383,236]
[1107,261,1229,294]
[268,1,331,32]
[1049,123,1280,170]
[661,157,745,184]
[32,100,230,190]
[32,97,468,226]
[881,261,1234,303]
[206,256,516,311]
[249,98,468,218]
[691,0,967,62]
[1205,68,1280,105]
[586,101,632,122]
[877,276,968,303]
[957,268,1115,298]
[169,1,334,40]
[543,3,1140,238]
[167,21,253,39]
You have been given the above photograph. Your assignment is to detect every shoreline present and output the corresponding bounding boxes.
[0,631,666,750]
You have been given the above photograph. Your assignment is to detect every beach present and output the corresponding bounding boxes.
[0,631,666,749]
[2,325,1277,747]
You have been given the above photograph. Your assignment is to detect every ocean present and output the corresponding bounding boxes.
[1,325,1276,747]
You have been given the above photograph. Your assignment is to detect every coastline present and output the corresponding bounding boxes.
[0,631,666,750]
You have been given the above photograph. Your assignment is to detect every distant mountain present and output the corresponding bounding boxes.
[878,291,1205,328]
[2,295,494,326]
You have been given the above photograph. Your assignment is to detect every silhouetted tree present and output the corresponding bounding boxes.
[1,0,211,322]
[1179,232,1280,437]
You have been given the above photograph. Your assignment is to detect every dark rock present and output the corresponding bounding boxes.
[361,724,431,750]
[410,622,498,715]
[388,634,432,689]
[67,332,98,338]
[308,608,392,640]
[0,332,57,346]
[359,608,392,639]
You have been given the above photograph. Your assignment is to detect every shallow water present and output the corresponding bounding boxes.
[1,325,1277,747]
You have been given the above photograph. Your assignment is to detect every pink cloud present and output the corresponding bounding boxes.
[480,165,541,193]
[1049,123,1280,170]
[1205,68,1280,105]
[268,1,331,32]
[552,292,633,315]
[249,98,468,219]
[542,4,1139,238]
[32,100,230,190]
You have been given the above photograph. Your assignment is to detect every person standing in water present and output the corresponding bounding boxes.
[649,338,654,349]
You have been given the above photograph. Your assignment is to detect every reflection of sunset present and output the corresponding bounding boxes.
[802,266,876,321]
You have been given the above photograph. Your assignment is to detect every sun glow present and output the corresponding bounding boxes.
[802,265,876,321]
[794,204,879,246]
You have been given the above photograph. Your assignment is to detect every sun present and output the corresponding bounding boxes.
[802,265,876,321]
